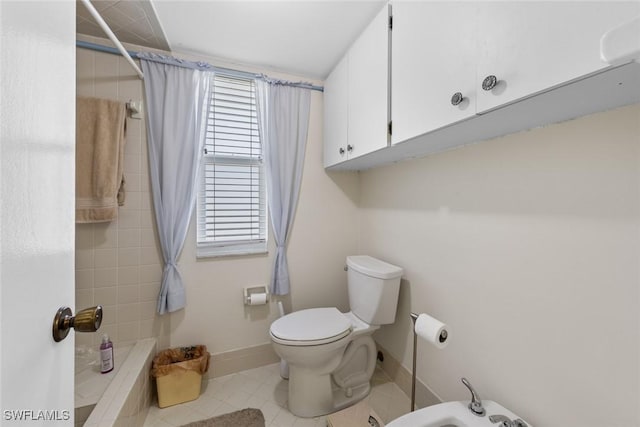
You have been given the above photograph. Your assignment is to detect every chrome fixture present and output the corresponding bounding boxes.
[410,312,419,411]
[490,414,528,427]
[461,377,486,416]
[451,92,465,106]
[482,75,499,91]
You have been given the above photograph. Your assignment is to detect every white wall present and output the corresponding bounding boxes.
[75,37,360,357]
[172,90,361,354]
[362,104,640,427]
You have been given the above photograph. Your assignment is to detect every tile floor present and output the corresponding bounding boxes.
[143,363,411,427]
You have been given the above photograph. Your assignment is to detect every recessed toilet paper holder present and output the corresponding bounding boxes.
[243,286,269,305]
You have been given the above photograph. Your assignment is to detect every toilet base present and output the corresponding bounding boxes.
[287,365,372,418]
[331,380,371,414]
[288,366,334,417]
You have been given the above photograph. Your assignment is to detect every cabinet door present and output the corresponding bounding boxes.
[476,1,640,113]
[392,2,478,145]
[347,4,389,159]
[323,54,349,168]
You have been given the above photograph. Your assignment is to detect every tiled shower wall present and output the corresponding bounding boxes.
[75,46,170,350]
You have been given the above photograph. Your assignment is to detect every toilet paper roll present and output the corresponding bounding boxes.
[248,293,267,305]
[415,313,450,349]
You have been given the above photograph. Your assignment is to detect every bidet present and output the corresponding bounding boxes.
[386,400,532,427]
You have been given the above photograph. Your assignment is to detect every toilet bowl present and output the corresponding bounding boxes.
[269,255,403,418]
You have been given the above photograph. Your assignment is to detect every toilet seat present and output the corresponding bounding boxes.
[270,307,352,346]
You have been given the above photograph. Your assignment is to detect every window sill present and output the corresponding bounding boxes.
[196,242,268,259]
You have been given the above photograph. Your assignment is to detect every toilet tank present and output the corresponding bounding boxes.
[347,255,403,325]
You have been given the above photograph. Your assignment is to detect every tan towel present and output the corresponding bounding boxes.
[76,97,126,223]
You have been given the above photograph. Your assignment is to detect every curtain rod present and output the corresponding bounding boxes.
[78,0,144,80]
[75,40,324,92]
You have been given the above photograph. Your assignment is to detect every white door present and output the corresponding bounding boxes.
[1,1,76,425]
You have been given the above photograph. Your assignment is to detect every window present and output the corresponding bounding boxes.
[196,73,267,257]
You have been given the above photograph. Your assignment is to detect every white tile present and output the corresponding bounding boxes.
[222,389,251,408]
[118,248,140,267]
[141,362,412,427]
[95,287,117,307]
[76,269,94,289]
[118,266,140,285]
[117,209,141,229]
[260,401,282,425]
[157,404,206,426]
[123,173,142,192]
[117,285,139,304]
[139,282,160,301]
[95,268,118,287]
[94,221,118,249]
[76,248,95,269]
[118,227,141,247]
[76,289,94,308]
[123,154,141,175]
[270,409,297,427]
[94,248,117,268]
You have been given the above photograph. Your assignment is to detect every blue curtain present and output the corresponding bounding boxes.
[140,59,210,314]
[256,80,311,295]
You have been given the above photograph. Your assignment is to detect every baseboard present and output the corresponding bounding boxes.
[375,342,442,409]
[208,343,280,378]
[207,339,442,410]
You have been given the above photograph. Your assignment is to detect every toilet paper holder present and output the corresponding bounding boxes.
[243,286,269,305]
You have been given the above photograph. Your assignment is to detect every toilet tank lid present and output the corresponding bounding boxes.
[347,255,403,279]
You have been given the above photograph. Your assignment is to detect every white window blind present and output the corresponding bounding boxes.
[196,73,267,257]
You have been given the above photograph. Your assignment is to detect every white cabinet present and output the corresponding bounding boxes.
[323,4,389,168]
[476,2,640,113]
[326,1,640,170]
[391,2,478,145]
[323,55,349,167]
[348,4,390,159]
[391,1,640,146]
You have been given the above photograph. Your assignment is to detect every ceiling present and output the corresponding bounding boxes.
[76,1,171,51]
[76,0,387,80]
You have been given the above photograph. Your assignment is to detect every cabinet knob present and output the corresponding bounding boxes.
[482,75,498,91]
[347,144,354,152]
[451,92,464,106]
[339,147,345,155]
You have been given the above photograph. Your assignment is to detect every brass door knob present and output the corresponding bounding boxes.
[52,305,103,342]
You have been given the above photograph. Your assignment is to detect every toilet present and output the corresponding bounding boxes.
[269,255,403,418]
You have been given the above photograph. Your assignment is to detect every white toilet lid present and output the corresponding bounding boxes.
[270,307,352,345]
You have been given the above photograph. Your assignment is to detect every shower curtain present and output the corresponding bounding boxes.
[140,58,210,314]
[256,79,311,296]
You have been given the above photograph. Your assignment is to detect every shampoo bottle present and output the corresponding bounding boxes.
[100,334,114,374]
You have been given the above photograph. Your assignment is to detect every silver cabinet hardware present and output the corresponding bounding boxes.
[451,92,465,106]
[482,75,498,91]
